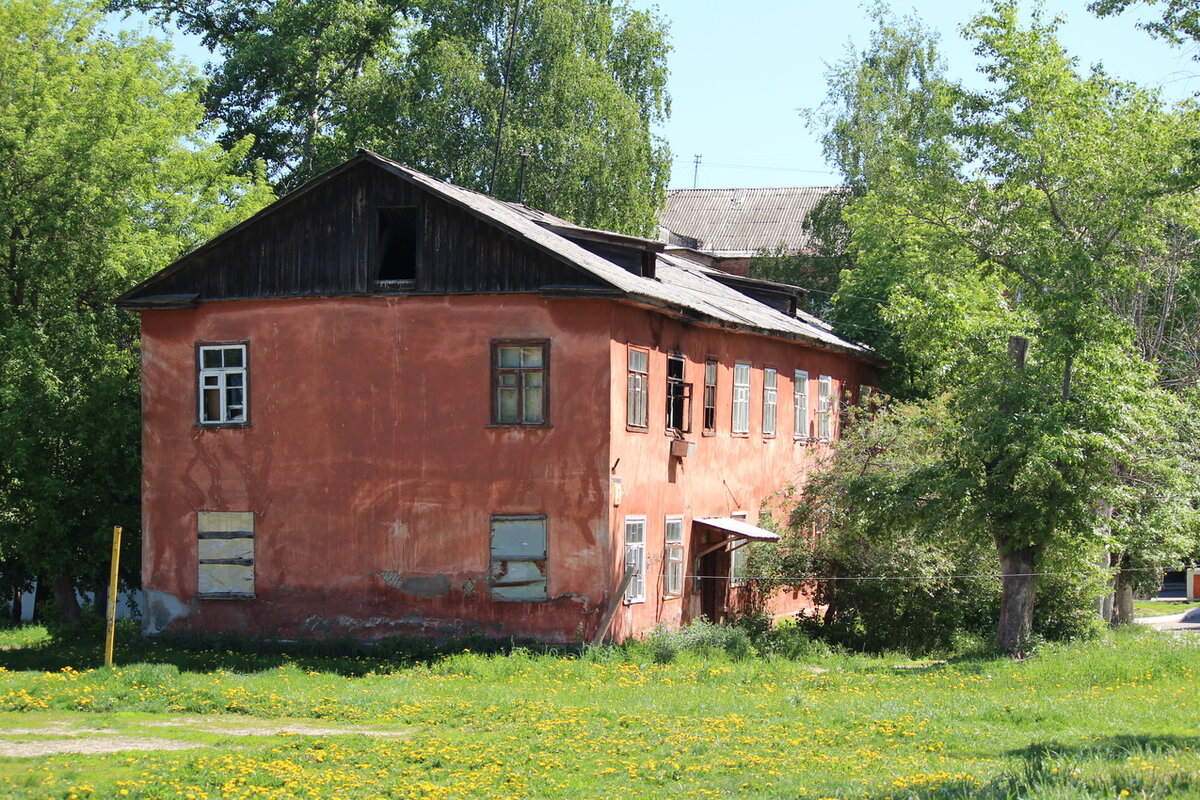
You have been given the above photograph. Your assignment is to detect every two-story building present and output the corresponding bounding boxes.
[116,150,878,642]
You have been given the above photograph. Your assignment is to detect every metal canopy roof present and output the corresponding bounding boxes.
[693,517,781,542]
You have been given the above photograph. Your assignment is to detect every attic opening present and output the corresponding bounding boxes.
[377,206,419,282]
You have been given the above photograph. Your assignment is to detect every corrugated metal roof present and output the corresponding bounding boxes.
[658,186,838,255]
[365,153,867,357]
[694,517,781,541]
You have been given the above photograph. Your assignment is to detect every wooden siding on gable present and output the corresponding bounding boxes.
[125,160,608,303]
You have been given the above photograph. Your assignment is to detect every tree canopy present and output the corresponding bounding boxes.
[779,1,1200,653]
[0,0,273,620]
[107,0,672,235]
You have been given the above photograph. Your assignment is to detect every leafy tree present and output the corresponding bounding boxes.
[801,2,1200,654]
[0,0,273,622]
[107,0,671,235]
[1089,0,1200,47]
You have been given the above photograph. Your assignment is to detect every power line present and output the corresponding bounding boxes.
[687,565,1186,583]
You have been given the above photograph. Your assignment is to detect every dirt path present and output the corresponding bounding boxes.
[0,713,413,757]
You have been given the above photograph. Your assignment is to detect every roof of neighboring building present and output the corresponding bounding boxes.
[658,186,839,257]
[117,151,871,359]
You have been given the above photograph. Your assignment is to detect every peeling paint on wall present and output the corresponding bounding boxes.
[374,571,452,598]
[143,589,190,634]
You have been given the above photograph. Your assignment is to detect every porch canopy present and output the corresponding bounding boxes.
[693,517,780,557]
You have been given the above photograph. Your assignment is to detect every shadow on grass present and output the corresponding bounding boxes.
[852,734,1200,800]
[0,622,577,676]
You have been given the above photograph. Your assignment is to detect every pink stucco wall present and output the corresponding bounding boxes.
[139,293,875,642]
[141,294,614,640]
[603,303,878,640]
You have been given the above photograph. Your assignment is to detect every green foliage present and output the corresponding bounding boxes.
[802,1,1200,652]
[0,0,273,616]
[108,0,672,235]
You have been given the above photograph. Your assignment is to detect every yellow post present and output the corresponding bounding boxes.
[104,526,122,668]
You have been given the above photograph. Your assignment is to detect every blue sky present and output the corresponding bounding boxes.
[124,1,1200,191]
[630,0,1200,188]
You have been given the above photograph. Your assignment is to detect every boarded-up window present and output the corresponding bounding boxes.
[197,511,254,598]
[490,515,547,601]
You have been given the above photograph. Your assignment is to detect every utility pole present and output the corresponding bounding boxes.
[488,0,522,195]
[692,153,702,188]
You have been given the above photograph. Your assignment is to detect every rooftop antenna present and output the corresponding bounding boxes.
[693,153,702,188]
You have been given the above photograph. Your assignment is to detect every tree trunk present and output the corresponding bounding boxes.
[1096,551,1114,623]
[1111,554,1135,625]
[51,572,80,625]
[995,538,1039,656]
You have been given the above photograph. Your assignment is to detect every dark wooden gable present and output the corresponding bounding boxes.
[118,157,610,306]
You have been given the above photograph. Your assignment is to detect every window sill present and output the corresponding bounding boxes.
[701,429,717,437]
[763,434,777,440]
[623,598,645,605]
[731,431,750,439]
[196,422,252,430]
[486,423,554,430]
[625,424,649,434]
[197,592,255,600]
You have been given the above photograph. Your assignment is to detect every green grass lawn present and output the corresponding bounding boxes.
[1132,598,1199,618]
[0,625,1198,799]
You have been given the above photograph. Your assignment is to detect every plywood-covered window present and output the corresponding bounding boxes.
[627,347,649,429]
[198,344,247,425]
[665,353,692,433]
[703,359,718,434]
[489,515,547,601]
[624,516,646,603]
[732,362,751,435]
[762,368,778,437]
[663,515,684,598]
[197,511,254,598]
[794,370,810,440]
[492,341,548,425]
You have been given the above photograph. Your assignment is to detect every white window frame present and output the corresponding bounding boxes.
[762,368,778,437]
[732,362,751,434]
[730,511,751,588]
[794,370,810,440]
[623,515,646,603]
[817,375,834,440]
[198,344,247,425]
[627,347,649,429]
[663,515,684,598]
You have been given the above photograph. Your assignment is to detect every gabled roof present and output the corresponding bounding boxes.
[117,150,870,359]
[659,186,838,257]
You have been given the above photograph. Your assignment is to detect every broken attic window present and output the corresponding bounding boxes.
[377,207,418,281]
[490,515,547,601]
